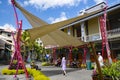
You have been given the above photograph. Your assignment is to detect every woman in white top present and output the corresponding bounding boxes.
[98,52,104,67]
[61,57,66,75]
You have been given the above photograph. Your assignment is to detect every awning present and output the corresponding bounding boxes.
[14,0,102,41]
[41,30,86,47]
[13,0,87,47]
[13,0,47,27]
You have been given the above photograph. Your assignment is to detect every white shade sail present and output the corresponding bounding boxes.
[14,0,87,47]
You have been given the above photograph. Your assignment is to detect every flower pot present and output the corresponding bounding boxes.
[103,76,112,80]
[92,75,99,80]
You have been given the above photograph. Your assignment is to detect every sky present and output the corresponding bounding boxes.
[0,0,120,31]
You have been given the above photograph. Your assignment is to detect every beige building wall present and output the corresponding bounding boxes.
[88,17,99,35]
[74,28,77,37]
[63,27,74,36]
[63,28,67,33]
[70,27,73,36]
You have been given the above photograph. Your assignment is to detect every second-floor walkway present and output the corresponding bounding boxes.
[84,28,120,42]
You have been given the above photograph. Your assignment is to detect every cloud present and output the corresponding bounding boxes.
[48,12,67,23]
[8,0,24,7]
[83,0,88,4]
[0,24,16,32]
[23,0,82,10]
[8,0,12,5]
[93,0,105,4]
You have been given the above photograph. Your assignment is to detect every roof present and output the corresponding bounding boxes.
[61,3,120,29]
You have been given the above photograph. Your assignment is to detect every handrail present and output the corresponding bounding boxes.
[84,28,120,42]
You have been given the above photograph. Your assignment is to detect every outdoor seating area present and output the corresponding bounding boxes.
[30,61,41,70]
[70,60,80,68]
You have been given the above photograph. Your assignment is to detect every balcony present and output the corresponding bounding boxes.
[85,28,120,42]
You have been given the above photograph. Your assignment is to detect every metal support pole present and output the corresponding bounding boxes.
[10,0,29,79]
[69,46,72,63]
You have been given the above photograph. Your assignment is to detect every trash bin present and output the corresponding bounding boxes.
[86,61,91,70]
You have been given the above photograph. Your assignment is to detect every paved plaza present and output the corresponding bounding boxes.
[41,66,93,80]
[0,63,93,80]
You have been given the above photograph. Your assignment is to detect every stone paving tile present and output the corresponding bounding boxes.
[41,66,93,80]
[0,64,93,80]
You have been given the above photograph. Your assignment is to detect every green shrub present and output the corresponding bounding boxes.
[8,70,14,75]
[2,68,25,75]
[28,69,49,80]
[34,75,50,80]
[2,68,50,80]
[41,62,50,66]
[27,68,32,75]
[102,61,120,79]
[18,69,24,74]
[12,70,16,74]
[2,68,9,75]
[13,60,17,64]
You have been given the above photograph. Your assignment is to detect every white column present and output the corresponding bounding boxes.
[67,27,71,35]
[81,22,86,41]
[98,18,102,39]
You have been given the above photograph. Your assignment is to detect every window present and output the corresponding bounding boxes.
[85,21,88,35]
[8,33,11,37]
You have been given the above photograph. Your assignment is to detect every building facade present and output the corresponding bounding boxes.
[0,29,14,64]
[61,2,120,62]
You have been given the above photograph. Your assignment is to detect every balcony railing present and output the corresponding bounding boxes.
[85,33,101,42]
[107,28,120,38]
[84,28,120,42]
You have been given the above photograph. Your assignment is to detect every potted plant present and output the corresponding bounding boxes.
[92,69,100,80]
[92,61,120,80]
[101,61,120,80]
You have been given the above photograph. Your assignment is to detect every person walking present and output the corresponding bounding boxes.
[98,52,104,67]
[94,52,104,71]
[61,57,67,75]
